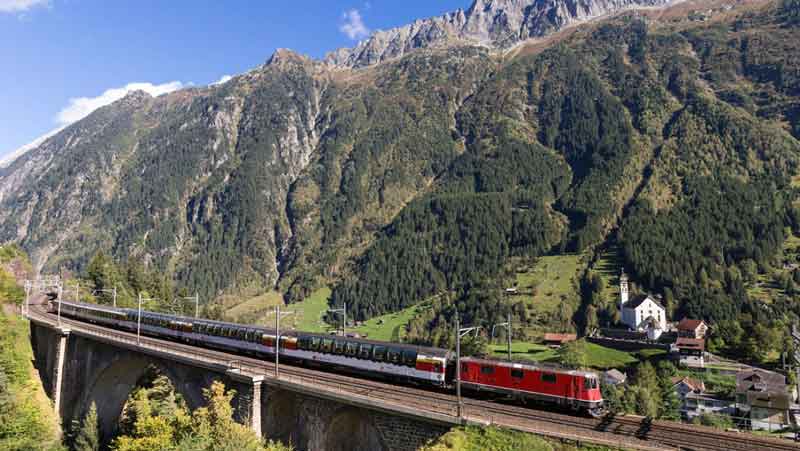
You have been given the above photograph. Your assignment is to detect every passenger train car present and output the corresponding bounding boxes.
[50,300,603,414]
[52,300,450,386]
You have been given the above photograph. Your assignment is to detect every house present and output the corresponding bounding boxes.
[677,319,708,339]
[543,333,577,347]
[736,369,792,431]
[674,337,705,368]
[619,272,667,339]
[671,376,733,420]
[672,376,706,399]
[604,369,627,386]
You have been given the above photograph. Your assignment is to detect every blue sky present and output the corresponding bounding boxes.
[0,0,468,160]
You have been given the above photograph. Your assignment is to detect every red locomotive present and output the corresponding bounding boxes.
[459,357,603,415]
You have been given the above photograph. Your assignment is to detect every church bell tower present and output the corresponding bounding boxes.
[620,270,629,312]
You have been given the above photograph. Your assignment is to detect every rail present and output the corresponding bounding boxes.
[27,306,800,451]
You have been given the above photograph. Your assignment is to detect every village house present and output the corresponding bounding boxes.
[677,318,708,339]
[619,272,667,339]
[674,337,705,368]
[736,369,792,431]
[672,376,734,420]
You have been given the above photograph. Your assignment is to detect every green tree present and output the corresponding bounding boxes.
[557,340,588,369]
[585,305,599,335]
[459,334,488,357]
[74,403,100,451]
[657,363,681,420]
[600,382,623,414]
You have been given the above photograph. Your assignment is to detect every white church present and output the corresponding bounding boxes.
[620,272,667,340]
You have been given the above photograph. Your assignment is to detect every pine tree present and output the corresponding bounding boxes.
[74,402,100,451]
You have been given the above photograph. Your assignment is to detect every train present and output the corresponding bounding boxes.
[48,299,604,415]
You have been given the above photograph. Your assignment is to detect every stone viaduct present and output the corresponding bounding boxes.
[28,319,454,451]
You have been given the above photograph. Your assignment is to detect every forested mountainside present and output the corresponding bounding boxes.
[2,0,800,339]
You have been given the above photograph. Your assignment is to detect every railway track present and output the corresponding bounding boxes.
[28,306,800,451]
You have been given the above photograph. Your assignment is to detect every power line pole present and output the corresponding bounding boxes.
[508,311,512,361]
[273,305,295,379]
[328,302,347,336]
[491,312,513,361]
[137,293,142,345]
[137,294,159,345]
[57,284,63,326]
[455,314,482,422]
[456,313,461,420]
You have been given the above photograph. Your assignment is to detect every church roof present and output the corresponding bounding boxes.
[624,294,665,311]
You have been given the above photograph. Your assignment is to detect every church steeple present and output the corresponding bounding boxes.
[620,270,629,311]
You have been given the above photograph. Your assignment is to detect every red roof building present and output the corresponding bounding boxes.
[543,333,577,347]
[677,319,708,339]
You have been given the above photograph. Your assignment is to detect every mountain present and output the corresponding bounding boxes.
[2,0,800,340]
[326,0,674,68]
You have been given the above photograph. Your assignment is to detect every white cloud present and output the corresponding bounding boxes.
[1,80,184,168]
[0,0,48,13]
[340,9,369,40]
[56,81,184,126]
[210,75,232,86]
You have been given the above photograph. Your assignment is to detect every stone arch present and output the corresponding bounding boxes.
[264,390,305,448]
[74,354,204,444]
[325,407,386,451]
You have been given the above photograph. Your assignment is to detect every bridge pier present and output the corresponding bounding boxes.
[52,327,70,419]
[227,370,264,438]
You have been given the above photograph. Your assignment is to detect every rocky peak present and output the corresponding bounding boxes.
[326,0,675,68]
[121,89,152,103]
[267,48,313,67]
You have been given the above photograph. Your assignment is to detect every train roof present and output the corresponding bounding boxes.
[57,300,128,315]
[460,356,600,378]
[292,331,451,358]
[59,300,451,358]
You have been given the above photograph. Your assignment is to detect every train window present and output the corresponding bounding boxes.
[402,350,417,367]
[511,369,524,379]
[585,378,598,389]
[358,344,373,359]
[541,373,557,384]
[345,342,358,357]
[310,337,321,351]
[481,365,495,375]
[297,336,309,350]
[373,346,387,362]
[321,339,334,353]
[461,363,468,373]
[387,349,401,364]
[333,340,345,355]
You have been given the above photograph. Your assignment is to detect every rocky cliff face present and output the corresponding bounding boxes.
[325,0,675,68]
[0,51,332,295]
